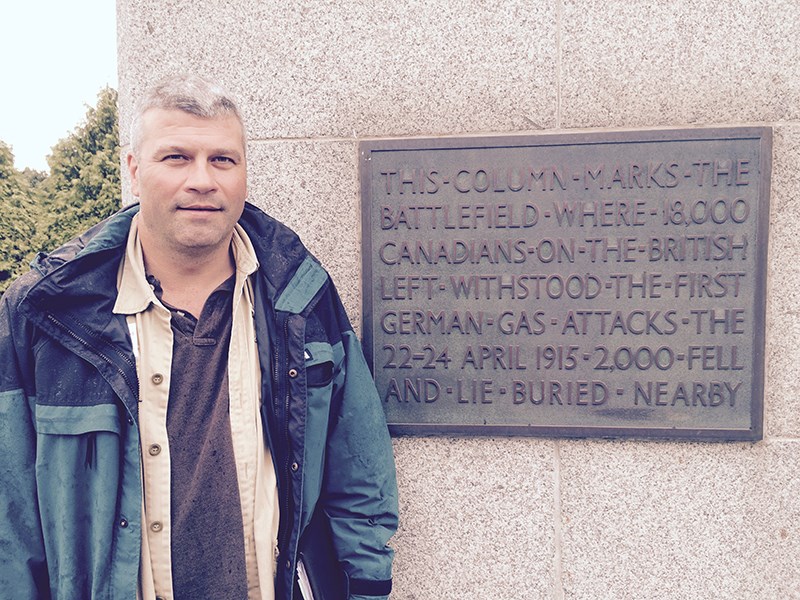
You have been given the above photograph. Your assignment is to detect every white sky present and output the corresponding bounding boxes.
[0,1,117,172]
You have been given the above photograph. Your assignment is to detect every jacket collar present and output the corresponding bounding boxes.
[238,202,330,315]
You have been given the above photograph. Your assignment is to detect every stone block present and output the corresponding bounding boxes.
[561,0,800,127]
[560,439,800,599]
[391,437,556,599]
[764,126,800,437]
[117,0,559,142]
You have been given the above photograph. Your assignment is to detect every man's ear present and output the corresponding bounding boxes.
[127,152,140,198]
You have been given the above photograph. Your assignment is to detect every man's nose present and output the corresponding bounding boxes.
[185,160,217,193]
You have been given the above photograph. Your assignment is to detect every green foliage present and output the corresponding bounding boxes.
[38,87,121,252]
[0,88,120,296]
[0,142,39,289]
[20,167,47,189]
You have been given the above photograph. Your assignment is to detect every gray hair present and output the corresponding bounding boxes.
[130,74,246,156]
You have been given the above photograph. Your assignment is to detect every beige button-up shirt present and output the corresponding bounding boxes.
[114,215,279,600]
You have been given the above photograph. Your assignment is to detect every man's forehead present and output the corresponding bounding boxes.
[141,108,244,137]
[139,108,246,152]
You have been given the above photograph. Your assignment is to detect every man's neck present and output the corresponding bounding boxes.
[141,239,236,318]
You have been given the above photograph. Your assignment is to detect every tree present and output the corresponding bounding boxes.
[0,142,39,289]
[0,88,120,296]
[37,87,121,253]
[20,167,47,189]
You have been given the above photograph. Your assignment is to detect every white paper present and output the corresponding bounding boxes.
[297,559,315,600]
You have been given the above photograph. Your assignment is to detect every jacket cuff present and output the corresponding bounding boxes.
[349,577,392,597]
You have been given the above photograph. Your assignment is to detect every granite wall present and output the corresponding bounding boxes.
[117,1,800,597]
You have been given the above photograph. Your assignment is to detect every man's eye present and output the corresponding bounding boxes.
[211,156,235,164]
[162,154,188,162]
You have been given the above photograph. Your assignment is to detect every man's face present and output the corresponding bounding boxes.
[127,108,247,258]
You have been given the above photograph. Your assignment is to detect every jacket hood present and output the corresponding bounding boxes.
[21,204,139,317]
[30,204,137,278]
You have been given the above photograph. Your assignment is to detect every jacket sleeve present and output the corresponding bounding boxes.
[0,281,50,598]
[321,291,399,600]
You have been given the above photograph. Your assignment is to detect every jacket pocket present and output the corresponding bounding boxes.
[35,404,123,469]
[307,361,334,387]
[34,403,122,436]
[305,342,335,388]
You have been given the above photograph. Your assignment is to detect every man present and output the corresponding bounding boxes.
[0,75,398,599]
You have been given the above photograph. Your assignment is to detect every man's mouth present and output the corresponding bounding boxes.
[177,205,222,211]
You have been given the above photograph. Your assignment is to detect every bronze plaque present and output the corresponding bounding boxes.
[360,128,770,440]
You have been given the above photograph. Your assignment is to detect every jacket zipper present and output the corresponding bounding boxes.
[70,313,138,377]
[276,314,293,577]
[46,314,139,407]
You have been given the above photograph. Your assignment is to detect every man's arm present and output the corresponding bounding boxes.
[0,282,50,598]
[322,299,399,600]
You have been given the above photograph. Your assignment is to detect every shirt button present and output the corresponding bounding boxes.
[119,518,128,528]
[291,462,299,472]
[286,560,291,569]
[288,368,298,378]
[151,373,164,385]
[148,444,162,456]
[151,521,163,533]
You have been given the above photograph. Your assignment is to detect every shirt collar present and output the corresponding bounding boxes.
[231,221,260,280]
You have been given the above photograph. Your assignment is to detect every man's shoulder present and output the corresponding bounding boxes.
[24,204,137,278]
[2,269,42,313]
[2,204,136,313]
